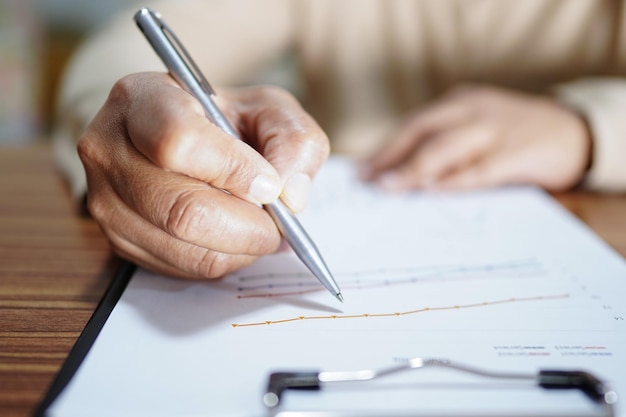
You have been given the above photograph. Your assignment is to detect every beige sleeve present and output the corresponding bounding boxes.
[556,78,626,192]
[52,0,294,197]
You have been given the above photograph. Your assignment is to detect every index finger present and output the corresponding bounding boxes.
[221,87,331,213]
[118,73,284,207]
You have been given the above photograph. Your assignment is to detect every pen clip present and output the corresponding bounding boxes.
[144,8,216,97]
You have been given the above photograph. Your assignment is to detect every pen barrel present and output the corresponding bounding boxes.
[135,7,341,301]
[265,200,340,296]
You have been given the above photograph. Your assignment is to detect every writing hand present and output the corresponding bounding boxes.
[78,72,329,279]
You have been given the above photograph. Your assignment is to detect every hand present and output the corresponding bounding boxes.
[360,85,592,192]
[78,72,329,279]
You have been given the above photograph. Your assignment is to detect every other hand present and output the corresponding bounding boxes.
[360,85,591,192]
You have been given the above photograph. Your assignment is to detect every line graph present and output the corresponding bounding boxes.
[235,258,546,299]
[231,293,570,328]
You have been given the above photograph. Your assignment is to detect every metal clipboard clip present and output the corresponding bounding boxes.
[263,357,618,417]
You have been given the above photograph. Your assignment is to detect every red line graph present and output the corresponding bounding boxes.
[235,259,546,299]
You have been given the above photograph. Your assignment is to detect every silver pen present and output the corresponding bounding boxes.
[134,8,343,302]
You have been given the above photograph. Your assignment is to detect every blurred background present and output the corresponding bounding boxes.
[0,0,129,145]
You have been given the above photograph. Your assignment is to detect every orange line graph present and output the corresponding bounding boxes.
[231,293,570,328]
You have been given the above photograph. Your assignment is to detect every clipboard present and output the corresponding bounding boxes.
[263,358,617,417]
[34,262,136,417]
[34,261,618,417]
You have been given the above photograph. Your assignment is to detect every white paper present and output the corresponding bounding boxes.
[49,157,626,417]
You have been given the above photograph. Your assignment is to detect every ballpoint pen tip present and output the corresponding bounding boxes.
[336,293,344,303]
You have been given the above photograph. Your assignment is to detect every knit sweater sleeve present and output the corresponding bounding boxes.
[556,78,626,192]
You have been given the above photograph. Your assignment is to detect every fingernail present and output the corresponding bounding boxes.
[249,174,282,204]
[282,172,311,213]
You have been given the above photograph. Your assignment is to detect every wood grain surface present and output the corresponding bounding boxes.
[0,145,119,417]
[0,144,624,417]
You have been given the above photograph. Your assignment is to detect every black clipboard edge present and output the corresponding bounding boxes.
[34,261,136,417]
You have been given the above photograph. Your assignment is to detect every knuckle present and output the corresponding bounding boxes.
[108,74,139,107]
[76,134,100,166]
[77,116,122,168]
[192,251,232,279]
[152,129,187,170]
[165,190,213,242]
[85,192,107,221]
[303,128,331,159]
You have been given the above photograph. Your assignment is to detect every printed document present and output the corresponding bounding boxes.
[48,157,626,417]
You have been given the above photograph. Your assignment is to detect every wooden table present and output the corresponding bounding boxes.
[0,145,119,417]
[1,144,625,417]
